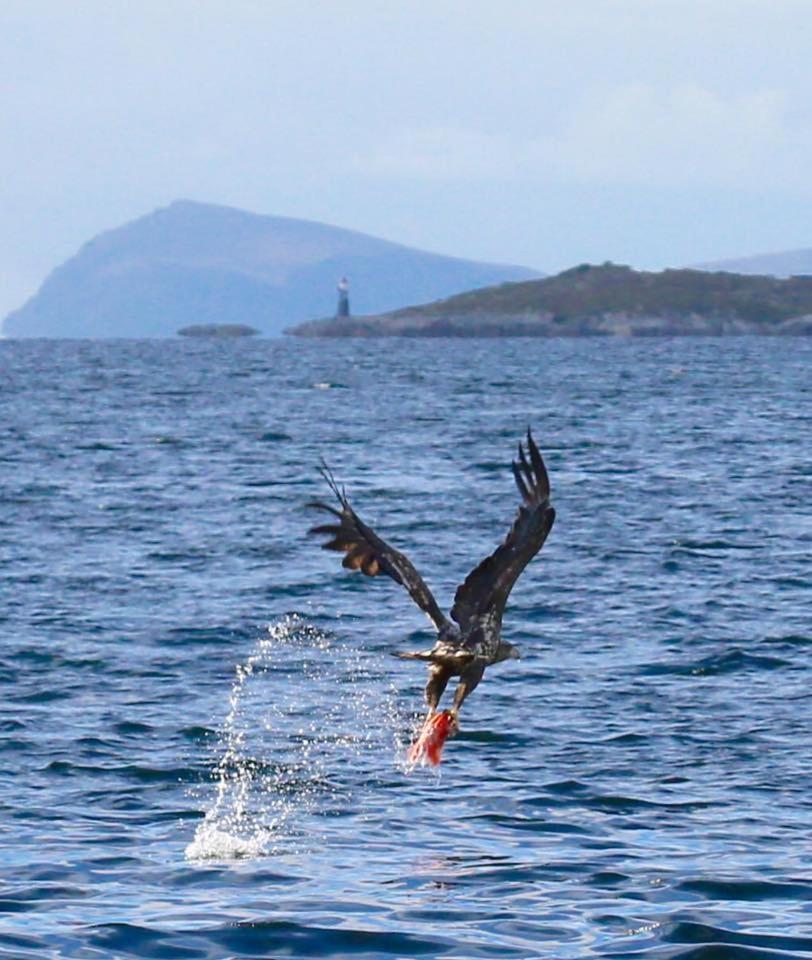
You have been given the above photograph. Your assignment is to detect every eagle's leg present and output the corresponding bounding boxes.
[448,661,486,730]
[425,663,452,719]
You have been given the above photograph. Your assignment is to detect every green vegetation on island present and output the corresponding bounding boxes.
[286,263,812,337]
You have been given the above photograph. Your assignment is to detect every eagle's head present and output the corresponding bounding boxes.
[494,641,521,663]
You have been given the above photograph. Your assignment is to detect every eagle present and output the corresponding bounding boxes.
[308,430,555,736]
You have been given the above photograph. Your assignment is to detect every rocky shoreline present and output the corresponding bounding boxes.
[289,310,812,337]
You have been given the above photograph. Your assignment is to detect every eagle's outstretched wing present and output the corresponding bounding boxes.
[450,430,555,633]
[308,465,448,631]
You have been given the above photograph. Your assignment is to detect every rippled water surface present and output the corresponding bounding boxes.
[2,336,812,958]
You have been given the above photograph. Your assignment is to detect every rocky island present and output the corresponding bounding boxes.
[178,323,259,337]
[287,263,812,337]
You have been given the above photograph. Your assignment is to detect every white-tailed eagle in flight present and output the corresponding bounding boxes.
[308,430,555,763]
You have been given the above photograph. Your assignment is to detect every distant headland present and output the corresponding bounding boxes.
[286,263,812,337]
[7,201,812,339]
[2,201,539,338]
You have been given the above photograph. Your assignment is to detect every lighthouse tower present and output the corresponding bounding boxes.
[336,277,350,318]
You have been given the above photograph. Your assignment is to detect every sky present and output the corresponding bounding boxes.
[3,0,812,317]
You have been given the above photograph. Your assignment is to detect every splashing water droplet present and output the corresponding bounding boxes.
[186,614,407,861]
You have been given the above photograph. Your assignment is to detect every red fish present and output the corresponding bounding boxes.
[407,710,455,767]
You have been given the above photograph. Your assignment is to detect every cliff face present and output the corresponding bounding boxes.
[3,201,540,337]
[287,263,812,337]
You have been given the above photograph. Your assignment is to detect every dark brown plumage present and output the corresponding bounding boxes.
[308,430,555,726]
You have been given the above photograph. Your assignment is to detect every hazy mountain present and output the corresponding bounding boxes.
[693,248,812,277]
[288,263,812,337]
[2,201,541,337]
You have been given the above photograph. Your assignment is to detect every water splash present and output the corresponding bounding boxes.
[186,614,406,861]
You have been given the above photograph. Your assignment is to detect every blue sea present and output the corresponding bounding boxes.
[2,336,812,959]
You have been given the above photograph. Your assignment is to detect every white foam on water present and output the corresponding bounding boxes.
[186,614,406,861]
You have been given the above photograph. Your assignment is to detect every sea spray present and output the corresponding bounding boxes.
[186,614,406,860]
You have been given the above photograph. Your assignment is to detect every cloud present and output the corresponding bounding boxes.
[357,84,806,192]
[544,83,792,186]
[356,126,521,182]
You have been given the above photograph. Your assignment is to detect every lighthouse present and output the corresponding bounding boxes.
[336,277,350,318]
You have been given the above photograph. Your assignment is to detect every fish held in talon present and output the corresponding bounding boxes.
[308,429,555,765]
[407,710,457,768]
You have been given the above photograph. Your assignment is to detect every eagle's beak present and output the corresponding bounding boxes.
[511,646,521,660]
